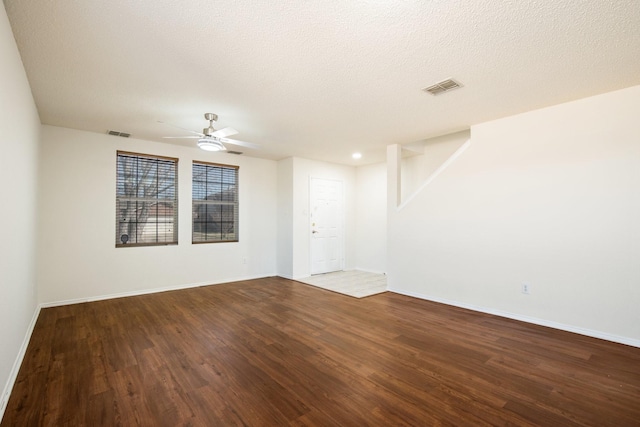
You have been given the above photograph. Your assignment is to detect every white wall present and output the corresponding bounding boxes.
[276,158,294,279]
[353,131,470,275]
[401,130,470,202]
[355,162,387,273]
[0,4,40,415]
[387,85,640,345]
[37,126,278,303]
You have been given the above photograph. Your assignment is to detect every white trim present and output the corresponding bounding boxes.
[388,287,640,349]
[0,304,41,421]
[353,267,386,276]
[40,274,271,308]
[398,138,472,211]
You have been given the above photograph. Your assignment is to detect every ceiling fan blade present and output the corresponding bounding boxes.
[157,120,204,137]
[211,127,238,138]
[162,136,201,139]
[220,138,261,150]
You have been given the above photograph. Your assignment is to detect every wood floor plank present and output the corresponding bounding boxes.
[2,277,639,426]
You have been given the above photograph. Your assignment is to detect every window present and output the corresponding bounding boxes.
[192,161,239,243]
[116,151,178,247]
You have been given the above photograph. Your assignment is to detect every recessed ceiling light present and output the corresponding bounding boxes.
[352,152,362,159]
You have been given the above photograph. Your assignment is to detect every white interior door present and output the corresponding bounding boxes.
[310,178,343,275]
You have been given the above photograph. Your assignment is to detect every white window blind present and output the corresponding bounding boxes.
[116,151,178,247]
[192,161,239,243]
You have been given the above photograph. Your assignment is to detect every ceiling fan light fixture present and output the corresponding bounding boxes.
[161,113,253,151]
[197,138,226,152]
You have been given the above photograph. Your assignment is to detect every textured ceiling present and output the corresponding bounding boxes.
[4,0,640,165]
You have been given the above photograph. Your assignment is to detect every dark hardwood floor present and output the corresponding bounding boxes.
[2,277,639,426]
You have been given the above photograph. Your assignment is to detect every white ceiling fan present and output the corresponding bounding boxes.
[160,113,259,152]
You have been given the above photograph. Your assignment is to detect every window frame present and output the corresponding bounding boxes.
[192,160,239,244]
[115,151,179,248]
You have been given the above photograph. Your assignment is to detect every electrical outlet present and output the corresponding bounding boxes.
[522,282,531,294]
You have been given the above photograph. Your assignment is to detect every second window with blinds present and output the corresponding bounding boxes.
[192,161,239,243]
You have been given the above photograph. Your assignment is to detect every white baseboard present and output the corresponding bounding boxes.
[0,304,41,421]
[290,269,386,281]
[40,274,271,308]
[388,287,640,349]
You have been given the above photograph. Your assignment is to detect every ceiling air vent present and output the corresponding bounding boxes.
[227,150,243,155]
[107,130,131,138]
[422,78,462,96]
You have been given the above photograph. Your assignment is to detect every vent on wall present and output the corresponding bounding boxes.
[422,78,462,96]
[107,130,131,138]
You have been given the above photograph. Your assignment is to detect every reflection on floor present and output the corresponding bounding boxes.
[296,270,387,298]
